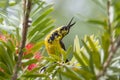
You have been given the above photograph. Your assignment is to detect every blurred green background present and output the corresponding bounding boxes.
[0,0,107,48]
[45,0,107,48]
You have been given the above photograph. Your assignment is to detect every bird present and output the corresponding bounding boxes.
[44,18,75,62]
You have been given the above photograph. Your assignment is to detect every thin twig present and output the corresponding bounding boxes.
[11,0,32,80]
[97,45,116,79]
[107,0,111,35]
[96,0,120,79]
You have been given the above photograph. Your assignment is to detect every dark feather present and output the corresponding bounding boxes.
[60,40,66,50]
[60,40,69,62]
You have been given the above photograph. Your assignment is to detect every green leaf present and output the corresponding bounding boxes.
[31,4,53,20]
[0,43,13,74]
[29,26,54,43]
[101,31,110,62]
[74,35,81,53]
[66,45,72,55]
[45,63,57,73]
[49,54,62,62]
[29,40,44,53]
[22,59,38,66]
[60,66,82,80]
[31,1,45,16]
[22,53,34,59]
[75,67,94,80]
[87,36,101,69]
[0,62,10,74]
[22,73,46,78]
[0,40,15,66]
[28,31,39,43]
[44,57,57,62]
[80,51,89,66]
[52,68,59,78]
[87,19,107,26]
[6,39,15,55]
[32,7,54,26]
[0,71,11,79]
[66,45,73,60]
[73,52,86,66]
[28,18,54,38]
[73,35,88,66]
[81,40,95,74]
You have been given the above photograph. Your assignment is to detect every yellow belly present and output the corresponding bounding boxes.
[44,35,67,62]
[45,40,61,55]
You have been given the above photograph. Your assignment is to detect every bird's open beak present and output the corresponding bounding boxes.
[67,17,76,29]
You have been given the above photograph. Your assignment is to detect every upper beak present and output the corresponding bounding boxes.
[67,17,76,29]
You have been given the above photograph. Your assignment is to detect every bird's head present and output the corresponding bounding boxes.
[59,17,76,37]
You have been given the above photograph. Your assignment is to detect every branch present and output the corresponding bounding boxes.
[96,0,120,79]
[107,0,111,35]
[11,0,32,80]
[96,43,118,79]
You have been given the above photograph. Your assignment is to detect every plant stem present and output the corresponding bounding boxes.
[107,0,111,35]
[11,0,32,80]
[96,0,120,79]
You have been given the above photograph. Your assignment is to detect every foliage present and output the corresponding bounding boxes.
[0,0,120,80]
[0,0,54,80]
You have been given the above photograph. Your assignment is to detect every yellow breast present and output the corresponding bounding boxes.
[45,36,61,55]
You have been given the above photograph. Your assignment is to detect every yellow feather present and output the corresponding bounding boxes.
[44,18,75,62]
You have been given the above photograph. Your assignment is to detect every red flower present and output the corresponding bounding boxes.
[24,43,34,55]
[27,63,37,71]
[0,34,6,41]
[25,43,34,49]
[34,52,42,61]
